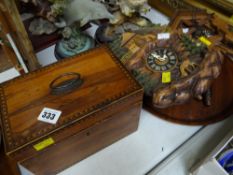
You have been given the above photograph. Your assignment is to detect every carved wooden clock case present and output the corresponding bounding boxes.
[110,11,233,125]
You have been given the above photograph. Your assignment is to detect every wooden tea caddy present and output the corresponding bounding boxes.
[0,46,143,174]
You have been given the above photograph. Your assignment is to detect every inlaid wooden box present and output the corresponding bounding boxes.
[0,46,143,174]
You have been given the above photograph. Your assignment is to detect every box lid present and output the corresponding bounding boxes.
[0,46,141,154]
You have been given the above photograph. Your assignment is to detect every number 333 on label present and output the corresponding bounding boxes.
[38,107,62,124]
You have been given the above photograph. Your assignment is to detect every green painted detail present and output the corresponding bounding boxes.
[180,34,207,55]
[132,69,160,96]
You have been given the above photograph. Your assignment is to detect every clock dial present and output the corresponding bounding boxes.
[146,48,178,72]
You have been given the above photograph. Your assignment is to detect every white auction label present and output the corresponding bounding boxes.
[157,33,170,40]
[182,28,189,33]
[38,107,62,124]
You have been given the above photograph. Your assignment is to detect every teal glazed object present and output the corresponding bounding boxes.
[55,28,95,59]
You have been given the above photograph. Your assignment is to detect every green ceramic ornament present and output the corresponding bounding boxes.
[55,26,95,59]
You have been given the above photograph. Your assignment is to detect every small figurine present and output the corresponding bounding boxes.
[116,0,149,17]
[21,0,114,58]
[54,0,114,59]
[95,0,152,43]
[55,26,95,59]
[63,0,114,27]
[29,18,57,35]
